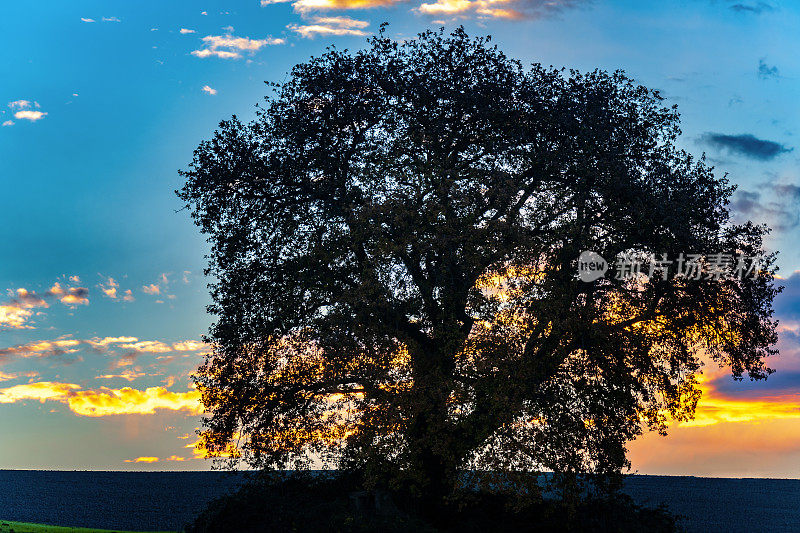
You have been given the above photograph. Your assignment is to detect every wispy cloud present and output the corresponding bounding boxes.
[289,16,370,38]
[80,17,95,23]
[0,335,209,367]
[124,456,160,463]
[180,28,196,34]
[414,0,587,19]
[263,0,400,11]
[700,133,792,160]
[102,16,121,22]
[201,85,218,95]
[9,100,33,109]
[758,58,779,80]
[729,1,774,14]
[191,34,285,59]
[730,178,800,231]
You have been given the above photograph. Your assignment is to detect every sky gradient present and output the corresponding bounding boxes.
[2,0,800,475]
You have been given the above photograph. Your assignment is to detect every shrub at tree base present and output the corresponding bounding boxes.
[185,474,680,533]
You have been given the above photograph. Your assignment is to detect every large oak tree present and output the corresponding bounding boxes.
[179,27,779,508]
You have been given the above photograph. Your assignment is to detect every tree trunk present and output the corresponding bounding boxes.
[408,351,458,523]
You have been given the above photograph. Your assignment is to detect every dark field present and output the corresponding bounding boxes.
[1,471,799,532]
[0,471,247,531]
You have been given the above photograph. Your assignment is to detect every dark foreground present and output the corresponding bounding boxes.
[0,471,798,532]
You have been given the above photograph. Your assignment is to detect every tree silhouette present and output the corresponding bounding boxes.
[179,27,779,511]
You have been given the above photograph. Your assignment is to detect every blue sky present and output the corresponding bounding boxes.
[2,0,800,474]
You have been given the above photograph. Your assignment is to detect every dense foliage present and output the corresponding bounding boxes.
[179,26,779,512]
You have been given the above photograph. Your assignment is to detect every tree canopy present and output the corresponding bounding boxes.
[179,27,779,507]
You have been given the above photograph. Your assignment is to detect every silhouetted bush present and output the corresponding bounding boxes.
[186,474,681,532]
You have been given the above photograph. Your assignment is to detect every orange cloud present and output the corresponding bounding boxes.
[0,381,202,417]
[68,386,203,417]
[0,382,82,403]
[0,370,38,382]
[124,456,160,463]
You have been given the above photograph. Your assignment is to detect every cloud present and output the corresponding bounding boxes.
[758,59,779,80]
[202,85,218,95]
[0,284,83,329]
[700,133,792,160]
[416,0,587,19]
[730,184,800,231]
[68,386,202,416]
[264,0,402,11]
[47,282,89,306]
[124,456,160,463]
[191,34,285,59]
[102,16,121,22]
[8,100,47,122]
[0,370,39,383]
[118,340,173,353]
[0,289,44,329]
[95,370,147,382]
[0,381,203,417]
[80,17,95,23]
[774,272,800,320]
[2,120,13,127]
[99,276,134,302]
[0,338,82,365]
[142,273,177,299]
[289,16,370,38]
[180,28,196,34]
[142,283,160,295]
[729,1,773,14]
[14,110,47,121]
[0,335,209,366]
[9,100,32,109]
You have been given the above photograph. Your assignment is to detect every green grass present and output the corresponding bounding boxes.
[0,520,178,533]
